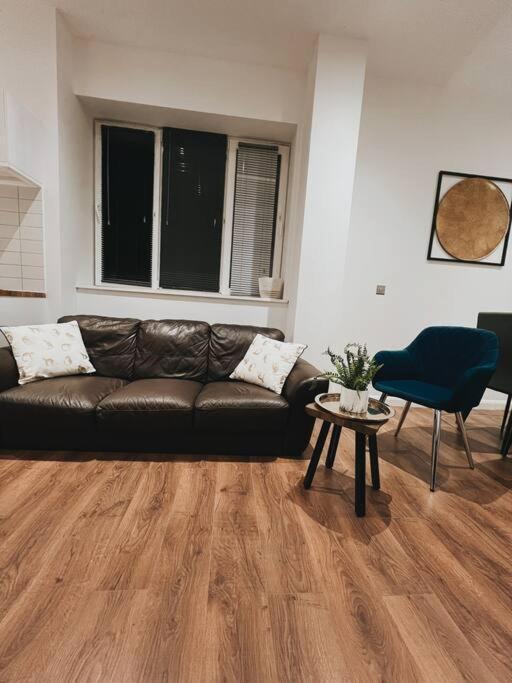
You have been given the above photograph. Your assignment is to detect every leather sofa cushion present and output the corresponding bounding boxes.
[59,315,140,380]
[207,323,284,382]
[97,378,203,432]
[134,319,210,381]
[195,381,288,432]
[0,375,126,433]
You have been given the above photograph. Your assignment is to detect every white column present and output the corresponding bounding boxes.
[291,35,366,366]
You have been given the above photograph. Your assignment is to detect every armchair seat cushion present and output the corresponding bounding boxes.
[374,379,454,411]
[0,376,126,434]
[97,378,203,432]
[195,381,288,432]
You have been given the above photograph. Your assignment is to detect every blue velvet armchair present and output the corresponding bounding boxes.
[373,326,499,491]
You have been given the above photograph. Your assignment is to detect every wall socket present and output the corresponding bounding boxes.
[376,284,386,295]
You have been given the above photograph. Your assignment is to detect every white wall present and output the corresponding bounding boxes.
[0,0,61,326]
[282,51,317,342]
[56,15,93,311]
[292,36,367,365]
[3,5,510,412]
[73,38,304,126]
[63,36,306,332]
[75,290,287,330]
[340,75,512,403]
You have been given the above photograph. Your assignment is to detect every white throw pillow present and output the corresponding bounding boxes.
[1,321,95,385]
[230,333,306,394]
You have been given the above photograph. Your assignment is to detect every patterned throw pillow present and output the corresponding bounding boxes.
[1,321,95,385]
[230,333,306,394]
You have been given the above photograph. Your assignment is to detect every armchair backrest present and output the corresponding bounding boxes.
[408,326,499,388]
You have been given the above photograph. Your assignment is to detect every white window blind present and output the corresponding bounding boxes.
[229,143,281,296]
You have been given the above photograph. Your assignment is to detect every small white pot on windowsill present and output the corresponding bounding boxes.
[339,386,369,414]
[258,277,284,299]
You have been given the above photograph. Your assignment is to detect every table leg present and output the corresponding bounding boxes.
[325,425,342,469]
[355,432,366,517]
[304,421,331,489]
[368,434,380,490]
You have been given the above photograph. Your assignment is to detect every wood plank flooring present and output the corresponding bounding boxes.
[0,407,511,681]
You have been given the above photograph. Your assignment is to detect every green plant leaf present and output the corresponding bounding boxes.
[320,343,383,391]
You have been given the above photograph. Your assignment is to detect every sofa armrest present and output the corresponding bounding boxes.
[282,359,328,457]
[0,346,18,393]
[283,358,327,406]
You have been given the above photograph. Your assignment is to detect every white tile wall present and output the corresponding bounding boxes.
[20,226,42,241]
[0,186,18,199]
[23,279,44,292]
[21,252,43,266]
[0,185,44,293]
[21,239,43,254]
[20,213,43,228]
[18,187,41,200]
[0,277,23,290]
[0,226,19,239]
[0,263,22,278]
[0,211,19,226]
[19,198,42,214]
[0,198,19,212]
[0,238,20,251]
[0,251,21,265]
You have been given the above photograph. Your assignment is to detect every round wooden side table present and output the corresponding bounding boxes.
[303,395,394,517]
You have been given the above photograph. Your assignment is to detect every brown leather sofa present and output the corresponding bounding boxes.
[0,315,326,455]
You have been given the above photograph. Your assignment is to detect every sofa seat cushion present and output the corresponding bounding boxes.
[0,376,126,433]
[97,378,203,432]
[195,381,289,432]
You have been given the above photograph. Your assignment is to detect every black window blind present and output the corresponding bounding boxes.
[160,128,227,292]
[101,125,154,287]
[229,143,281,296]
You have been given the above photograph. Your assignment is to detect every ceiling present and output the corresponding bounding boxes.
[53,0,512,90]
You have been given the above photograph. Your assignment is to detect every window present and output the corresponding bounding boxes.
[95,121,289,298]
[160,128,227,292]
[99,125,156,287]
[228,142,284,296]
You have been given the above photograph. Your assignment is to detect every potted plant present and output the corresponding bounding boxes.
[322,344,383,414]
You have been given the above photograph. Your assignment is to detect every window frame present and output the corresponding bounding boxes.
[94,120,289,299]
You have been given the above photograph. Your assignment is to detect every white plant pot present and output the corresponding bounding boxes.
[258,276,284,299]
[339,387,369,414]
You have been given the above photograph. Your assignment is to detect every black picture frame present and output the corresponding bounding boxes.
[427,170,512,266]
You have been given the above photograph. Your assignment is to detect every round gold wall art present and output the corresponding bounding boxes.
[436,178,510,261]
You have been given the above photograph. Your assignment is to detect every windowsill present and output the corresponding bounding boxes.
[76,284,289,305]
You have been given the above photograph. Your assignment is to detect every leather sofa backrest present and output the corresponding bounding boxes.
[59,315,140,380]
[208,323,284,382]
[134,319,210,381]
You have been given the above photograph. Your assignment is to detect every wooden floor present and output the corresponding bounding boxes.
[0,407,511,681]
